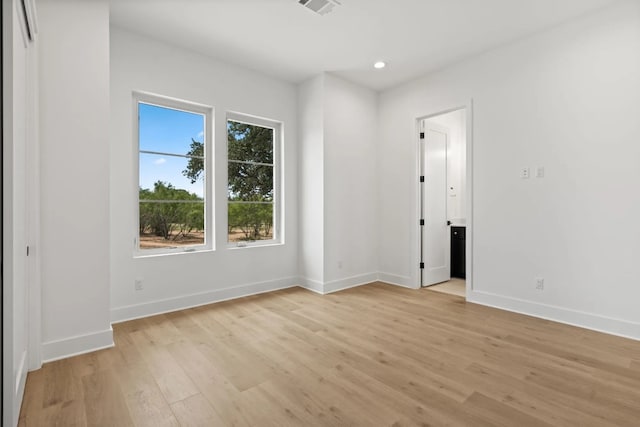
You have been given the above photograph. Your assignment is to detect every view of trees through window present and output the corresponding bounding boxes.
[138,102,206,250]
[137,100,277,250]
[227,119,275,242]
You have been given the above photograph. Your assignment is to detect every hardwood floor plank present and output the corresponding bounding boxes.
[114,362,180,427]
[165,339,251,426]
[21,283,640,426]
[18,368,44,425]
[462,392,553,427]
[170,394,226,427]
[464,362,620,426]
[42,359,84,408]
[141,314,187,346]
[523,366,640,423]
[38,400,87,427]
[81,369,134,426]
[128,330,200,404]
[503,334,640,378]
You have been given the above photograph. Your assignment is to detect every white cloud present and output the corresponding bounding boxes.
[153,158,167,165]
[196,131,204,139]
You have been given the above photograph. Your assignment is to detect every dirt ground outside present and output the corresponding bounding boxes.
[139,231,205,249]
[139,227,273,249]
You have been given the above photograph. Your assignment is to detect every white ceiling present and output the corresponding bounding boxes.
[109,0,618,90]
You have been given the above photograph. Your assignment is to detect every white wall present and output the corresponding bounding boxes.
[110,28,299,321]
[298,75,325,286]
[378,1,640,338]
[323,74,378,289]
[298,73,379,293]
[38,1,113,360]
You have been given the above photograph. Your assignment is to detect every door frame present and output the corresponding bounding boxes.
[414,100,473,297]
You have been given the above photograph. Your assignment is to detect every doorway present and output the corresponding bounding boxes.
[419,107,469,297]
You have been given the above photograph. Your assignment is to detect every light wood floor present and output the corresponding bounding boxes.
[19,282,640,426]
[427,278,466,297]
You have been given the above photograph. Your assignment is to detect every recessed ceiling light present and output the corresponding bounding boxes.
[374,61,386,69]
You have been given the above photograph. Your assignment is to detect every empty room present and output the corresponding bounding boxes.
[3,0,640,426]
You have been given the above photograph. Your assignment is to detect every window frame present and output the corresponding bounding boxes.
[133,91,214,257]
[226,112,283,248]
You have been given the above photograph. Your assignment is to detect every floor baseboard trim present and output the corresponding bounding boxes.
[322,272,379,294]
[111,276,299,323]
[15,350,27,394]
[298,273,380,294]
[377,272,417,289]
[297,277,324,294]
[42,327,114,363]
[468,290,640,341]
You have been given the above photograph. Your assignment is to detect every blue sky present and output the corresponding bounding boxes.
[139,103,205,197]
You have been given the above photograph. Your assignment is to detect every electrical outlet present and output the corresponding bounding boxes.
[520,167,530,179]
[535,166,545,178]
[135,278,144,291]
[535,278,544,291]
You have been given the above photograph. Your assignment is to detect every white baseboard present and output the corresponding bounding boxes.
[323,272,379,294]
[377,272,417,289]
[15,350,27,394]
[42,327,114,363]
[468,290,640,341]
[10,350,28,427]
[298,272,380,294]
[298,277,324,294]
[111,276,299,323]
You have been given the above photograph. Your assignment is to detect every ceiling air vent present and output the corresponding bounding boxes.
[298,0,341,16]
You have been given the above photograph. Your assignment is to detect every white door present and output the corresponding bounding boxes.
[421,121,450,286]
[3,2,35,425]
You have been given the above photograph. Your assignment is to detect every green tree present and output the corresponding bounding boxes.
[183,121,275,240]
[227,121,274,201]
[182,138,204,184]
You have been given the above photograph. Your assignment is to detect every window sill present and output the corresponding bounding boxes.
[134,247,213,259]
[227,241,283,250]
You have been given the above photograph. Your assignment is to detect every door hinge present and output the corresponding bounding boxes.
[26,246,30,256]
[419,262,425,269]
[419,175,424,183]
[419,132,425,139]
[419,219,424,226]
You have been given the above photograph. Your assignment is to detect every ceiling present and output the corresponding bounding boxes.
[109,0,618,91]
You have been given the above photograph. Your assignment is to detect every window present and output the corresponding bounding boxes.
[227,113,281,245]
[135,92,212,254]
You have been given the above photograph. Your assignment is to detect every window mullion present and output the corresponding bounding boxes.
[140,149,204,160]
